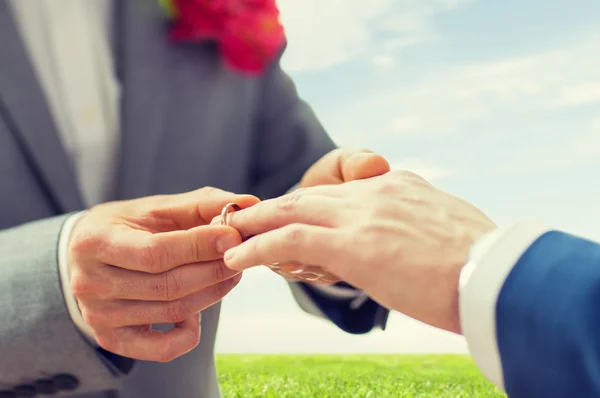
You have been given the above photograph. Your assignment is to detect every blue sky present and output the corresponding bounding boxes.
[215,0,600,353]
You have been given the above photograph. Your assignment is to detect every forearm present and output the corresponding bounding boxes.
[0,215,120,394]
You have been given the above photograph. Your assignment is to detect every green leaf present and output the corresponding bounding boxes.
[158,0,178,19]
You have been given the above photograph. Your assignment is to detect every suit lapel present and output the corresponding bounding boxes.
[0,2,83,213]
[115,0,170,200]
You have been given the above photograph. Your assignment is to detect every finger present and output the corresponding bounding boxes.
[97,312,202,362]
[146,187,260,230]
[97,225,243,273]
[209,185,345,226]
[224,224,342,271]
[227,193,338,239]
[104,259,240,301]
[341,152,390,182]
[218,192,343,239]
[90,275,242,327]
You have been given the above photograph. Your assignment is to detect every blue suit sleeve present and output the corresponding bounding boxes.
[298,282,389,334]
[496,231,600,397]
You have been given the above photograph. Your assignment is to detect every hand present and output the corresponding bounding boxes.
[268,148,391,284]
[68,187,259,362]
[221,171,495,333]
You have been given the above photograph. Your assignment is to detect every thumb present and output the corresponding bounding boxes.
[341,150,391,182]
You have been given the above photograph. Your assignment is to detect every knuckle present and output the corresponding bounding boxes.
[376,178,405,195]
[158,340,177,363]
[282,224,306,245]
[189,239,202,263]
[153,271,184,301]
[389,169,426,183]
[164,299,190,323]
[80,306,107,328]
[212,260,226,282]
[213,279,230,300]
[70,271,103,298]
[168,272,185,300]
[199,186,220,197]
[69,228,102,258]
[144,206,165,223]
[276,189,306,212]
[94,332,117,353]
[370,202,395,220]
[137,238,168,273]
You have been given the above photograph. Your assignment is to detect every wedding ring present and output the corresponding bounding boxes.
[220,203,241,226]
[288,267,307,275]
[301,273,325,282]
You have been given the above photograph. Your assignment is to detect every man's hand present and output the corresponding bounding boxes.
[264,148,390,284]
[67,187,259,362]
[221,171,495,333]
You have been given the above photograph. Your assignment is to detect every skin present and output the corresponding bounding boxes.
[68,148,389,362]
[222,170,496,334]
[266,148,391,284]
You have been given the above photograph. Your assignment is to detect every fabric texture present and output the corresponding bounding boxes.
[496,231,600,397]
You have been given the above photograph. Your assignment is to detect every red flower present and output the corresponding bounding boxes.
[168,0,286,75]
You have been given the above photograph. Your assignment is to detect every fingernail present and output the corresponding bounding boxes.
[210,216,220,226]
[224,249,236,262]
[217,234,239,253]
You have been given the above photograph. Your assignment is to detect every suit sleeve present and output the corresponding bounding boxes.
[0,215,123,395]
[460,221,600,397]
[248,50,389,334]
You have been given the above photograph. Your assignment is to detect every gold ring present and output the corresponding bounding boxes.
[220,203,241,226]
[301,273,324,282]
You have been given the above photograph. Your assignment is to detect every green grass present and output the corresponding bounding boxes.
[216,354,506,397]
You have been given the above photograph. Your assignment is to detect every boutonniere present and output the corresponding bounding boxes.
[159,0,286,75]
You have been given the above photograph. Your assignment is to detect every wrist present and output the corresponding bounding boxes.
[58,211,98,345]
[65,211,90,279]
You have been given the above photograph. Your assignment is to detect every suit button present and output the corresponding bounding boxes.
[13,385,35,397]
[51,374,79,391]
[0,391,15,398]
[34,380,55,395]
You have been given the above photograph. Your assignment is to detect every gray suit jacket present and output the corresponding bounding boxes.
[0,1,387,397]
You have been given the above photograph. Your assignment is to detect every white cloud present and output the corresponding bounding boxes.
[278,0,477,72]
[550,81,600,108]
[372,55,396,70]
[323,30,600,149]
[391,116,420,133]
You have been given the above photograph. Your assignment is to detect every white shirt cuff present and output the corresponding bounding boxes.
[58,211,98,345]
[459,221,551,390]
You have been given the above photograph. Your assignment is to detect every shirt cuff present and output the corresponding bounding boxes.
[58,210,98,345]
[459,221,551,390]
